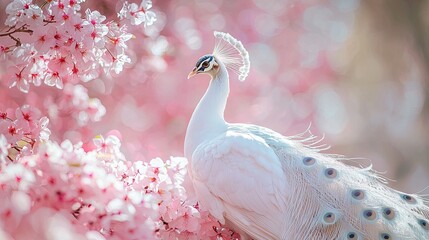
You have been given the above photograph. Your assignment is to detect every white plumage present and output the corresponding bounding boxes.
[184,31,429,240]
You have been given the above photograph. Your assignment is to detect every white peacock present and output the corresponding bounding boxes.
[184,31,429,240]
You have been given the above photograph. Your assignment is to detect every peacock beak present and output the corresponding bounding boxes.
[187,68,198,79]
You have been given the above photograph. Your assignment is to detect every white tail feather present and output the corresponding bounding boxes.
[240,124,429,239]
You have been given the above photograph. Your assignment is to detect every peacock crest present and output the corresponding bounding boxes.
[213,31,250,81]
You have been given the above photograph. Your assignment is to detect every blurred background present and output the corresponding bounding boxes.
[1,0,428,193]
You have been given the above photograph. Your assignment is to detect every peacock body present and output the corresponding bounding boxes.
[184,31,429,240]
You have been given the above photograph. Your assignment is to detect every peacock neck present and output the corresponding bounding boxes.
[184,64,229,157]
[199,65,229,121]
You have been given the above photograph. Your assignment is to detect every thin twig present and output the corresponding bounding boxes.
[12,146,22,151]
[0,25,33,47]
[105,47,116,60]
[43,19,56,24]
[0,25,33,37]
[40,0,49,9]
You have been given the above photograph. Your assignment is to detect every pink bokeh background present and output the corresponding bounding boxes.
[1,0,428,194]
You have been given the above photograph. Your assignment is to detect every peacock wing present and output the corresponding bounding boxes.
[189,129,289,240]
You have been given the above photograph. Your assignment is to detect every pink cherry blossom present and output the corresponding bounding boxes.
[119,1,156,26]
[44,71,64,89]
[110,53,131,74]
[5,0,33,26]
[8,67,30,93]
[0,106,52,161]
[169,205,201,233]
[85,9,108,48]
[0,120,22,144]
[28,58,47,86]
[93,135,121,154]
[15,105,41,131]
[65,14,91,40]
[141,0,157,27]
[107,27,133,54]
[11,43,36,65]
[119,2,142,25]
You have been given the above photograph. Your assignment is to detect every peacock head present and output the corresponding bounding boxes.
[187,54,220,79]
[187,31,250,81]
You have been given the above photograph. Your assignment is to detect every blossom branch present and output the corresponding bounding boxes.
[0,25,33,47]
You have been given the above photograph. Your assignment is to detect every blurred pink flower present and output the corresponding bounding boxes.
[93,135,121,156]
[38,117,51,141]
[0,163,35,191]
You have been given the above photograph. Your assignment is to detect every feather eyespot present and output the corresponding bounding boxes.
[347,232,357,239]
[380,233,391,239]
[418,219,429,230]
[303,157,315,166]
[382,207,395,220]
[324,168,337,178]
[322,212,336,224]
[363,209,376,221]
[401,194,417,204]
[351,190,365,200]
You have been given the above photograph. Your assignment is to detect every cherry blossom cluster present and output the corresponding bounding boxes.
[118,157,239,239]
[0,105,51,163]
[119,0,156,27]
[93,135,239,239]
[1,0,156,93]
[0,135,156,239]
[0,130,239,239]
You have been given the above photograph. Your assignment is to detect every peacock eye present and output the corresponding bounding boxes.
[351,189,365,200]
[363,209,377,221]
[401,194,417,204]
[418,219,429,230]
[347,232,357,239]
[324,168,337,178]
[303,157,315,166]
[322,212,337,224]
[202,61,209,68]
[382,207,395,220]
[380,233,391,239]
